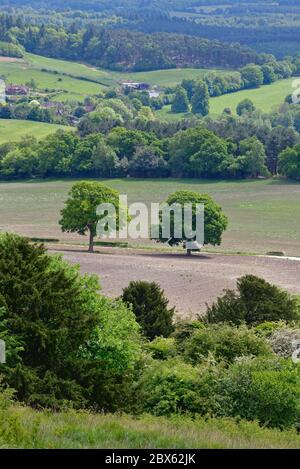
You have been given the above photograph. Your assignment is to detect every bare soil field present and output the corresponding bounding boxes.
[0,56,23,62]
[50,247,300,316]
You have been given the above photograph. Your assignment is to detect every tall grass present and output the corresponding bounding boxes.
[1,404,300,449]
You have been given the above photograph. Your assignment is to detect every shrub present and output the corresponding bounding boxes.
[146,337,177,360]
[182,324,272,365]
[217,357,300,429]
[172,320,205,352]
[79,297,142,374]
[121,281,175,340]
[206,275,299,326]
[254,321,288,338]
[137,359,220,416]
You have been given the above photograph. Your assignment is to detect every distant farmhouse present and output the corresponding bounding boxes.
[5,84,28,96]
[121,81,150,93]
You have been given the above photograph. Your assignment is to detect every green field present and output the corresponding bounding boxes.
[0,54,104,102]
[1,53,292,112]
[0,53,230,102]
[0,119,71,143]
[156,78,295,119]
[0,178,299,256]
[210,78,295,115]
[2,407,300,449]
[27,55,228,87]
[113,67,230,87]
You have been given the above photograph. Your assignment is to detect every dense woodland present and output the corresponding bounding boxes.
[0,13,262,71]
[1,1,300,57]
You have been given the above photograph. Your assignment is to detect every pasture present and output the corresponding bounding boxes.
[210,78,295,115]
[0,177,299,256]
[0,53,229,102]
[0,54,104,102]
[0,52,292,112]
[156,78,295,119]
[0,119,71,144]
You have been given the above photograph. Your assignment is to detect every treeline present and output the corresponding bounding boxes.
[0,101,53,123]
[1,108,300,181]
[2,2,300,59]
[172,58,297,113]
[0,40,24,57]
[0,12,263,71]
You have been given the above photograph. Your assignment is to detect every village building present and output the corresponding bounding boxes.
[121,81,150,92]
[5,84,28,96]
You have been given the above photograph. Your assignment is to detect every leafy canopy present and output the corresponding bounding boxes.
[155,190,228,247]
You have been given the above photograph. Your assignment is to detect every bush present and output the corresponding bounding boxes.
[254,321,288,338]
[121,281,175,340]
[206,275,299,326]
[146,337,177,360]
[172,320,205,352]
[182,324,271,365]
[137,359,220,416]
[217,357,300,429]
[79,297,142,372]
[0,233,142,410]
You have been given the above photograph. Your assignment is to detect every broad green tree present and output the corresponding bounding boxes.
[279,144,300,181]
[240,64,264,88]
[232,137,270,178]
[59,181,123,252]
[155,190,228,254]
[236,99,256,116]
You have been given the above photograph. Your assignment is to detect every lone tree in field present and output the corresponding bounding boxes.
[59,181,122,253]
[155,190,228,255]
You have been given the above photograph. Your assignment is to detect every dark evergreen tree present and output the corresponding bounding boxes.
[122,281,175,340]
[191,81,210,116]
[171,86,189,113]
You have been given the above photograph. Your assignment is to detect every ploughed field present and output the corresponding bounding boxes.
[1,177,299,314]
[50,247,300,315]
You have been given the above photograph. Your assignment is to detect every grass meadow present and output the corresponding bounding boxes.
[2,406,300,449]
[0,53,293,112]
[0,119,71,144]
[0,53,229,102]
[0,177,299,256]
[156,78,295,120]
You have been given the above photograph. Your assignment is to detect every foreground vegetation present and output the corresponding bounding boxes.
[2,405,300,449]
[0,234,300,433]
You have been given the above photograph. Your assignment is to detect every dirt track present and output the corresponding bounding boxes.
[50,247,300,316]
